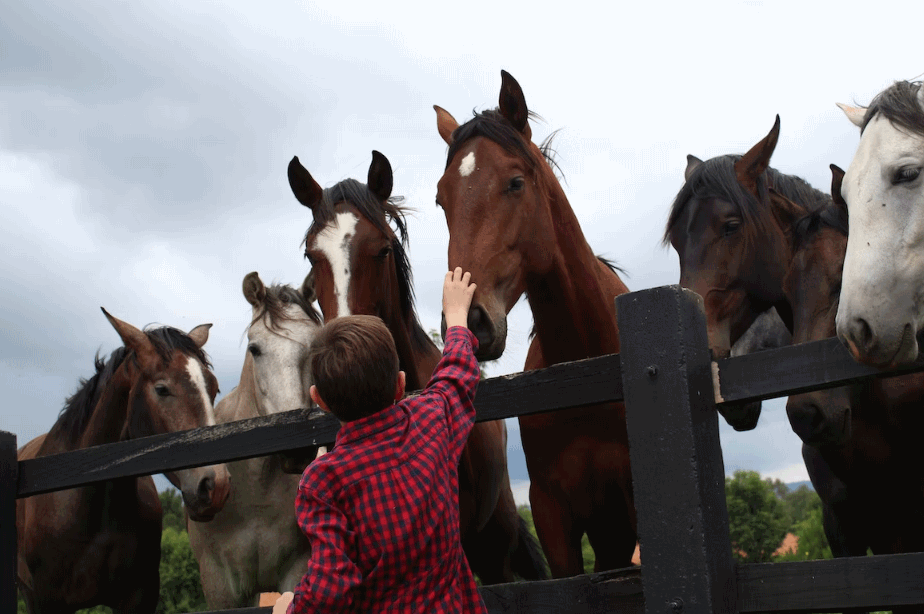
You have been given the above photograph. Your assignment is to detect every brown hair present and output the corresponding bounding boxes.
[308,315,400,421]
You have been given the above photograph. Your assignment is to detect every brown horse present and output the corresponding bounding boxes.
[17,310,230,614]
[433,71,633,577]
[287,150,547,583]
[784,166,924,563]
[664,116,832,431]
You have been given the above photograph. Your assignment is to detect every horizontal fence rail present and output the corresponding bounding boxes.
[18,337,924,498]
[17,353,623,498]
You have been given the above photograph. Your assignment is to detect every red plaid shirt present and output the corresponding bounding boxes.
[288,327,487,613]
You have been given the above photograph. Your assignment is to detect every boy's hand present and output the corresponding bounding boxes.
[273,592,294,614]
[443,267,476,330]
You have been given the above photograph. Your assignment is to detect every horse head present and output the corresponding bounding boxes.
[101,309,230,522]
[434,71,564,360]
[783,165,852,446]
[835,81,924,367]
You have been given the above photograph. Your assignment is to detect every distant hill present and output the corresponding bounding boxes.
[786,480,814,492]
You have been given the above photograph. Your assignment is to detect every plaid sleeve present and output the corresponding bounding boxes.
[288,486,362,613]
[420,326,480,457]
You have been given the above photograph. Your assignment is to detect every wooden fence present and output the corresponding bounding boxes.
[5,285,924,613]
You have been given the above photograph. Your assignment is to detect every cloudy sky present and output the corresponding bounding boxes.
[2,0,920,504]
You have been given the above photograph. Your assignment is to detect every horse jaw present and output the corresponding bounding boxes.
[836,113,924,367]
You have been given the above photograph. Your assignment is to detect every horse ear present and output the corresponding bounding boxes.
[187,323,212,349]
[836,103,865,128]
[735,115,780,196]
[368,150,393,202]
[242,272,266,307]
[288,156,323,211]
[100,308,159,370]
[434,105,459,145]
[301,269,317,305]
[830,164,848,212]
[684,154,703,182]
[498,70,531,139]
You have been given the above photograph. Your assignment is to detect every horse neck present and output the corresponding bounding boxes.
[377,285,440,391]
[75,362,134,450]
[525,181,624,363]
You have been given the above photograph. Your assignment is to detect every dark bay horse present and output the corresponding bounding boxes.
[288,150,547,582]
[17,310,230,614]
[664,116,832,431]
[433,71,633,577]
[784,166,924,566]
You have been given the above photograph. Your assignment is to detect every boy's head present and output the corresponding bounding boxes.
[308,315,404,422]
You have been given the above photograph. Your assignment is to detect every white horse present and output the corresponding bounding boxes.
[835,80,924,367]
[188,272,322,609]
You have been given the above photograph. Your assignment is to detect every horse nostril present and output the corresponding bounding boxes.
[468,306,482,330]
[198,475,216,502]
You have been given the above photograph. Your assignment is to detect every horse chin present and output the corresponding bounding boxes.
[475,336,506,362]
[718,400,762,431]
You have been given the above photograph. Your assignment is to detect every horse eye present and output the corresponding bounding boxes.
[154,384,170,397]
[722,220,741,237]
[377,246,392,259]
[507,177,526,193]
[248,344,262,358]
[894,167,921,185]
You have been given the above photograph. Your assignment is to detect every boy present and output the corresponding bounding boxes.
[275,268,488,613]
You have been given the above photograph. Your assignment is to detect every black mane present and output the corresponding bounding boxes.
[663,155,832,245]
[862,80,924,138]
[51,326,212,445]
[303,179,432,354]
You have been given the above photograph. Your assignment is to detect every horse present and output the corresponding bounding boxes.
[835,80,924,368]
[287,150,547,583]
[17,309,230,614]
[188,272,323,608]
[783,165,924,570]
[664,116,832,431]
[432,70,633,578]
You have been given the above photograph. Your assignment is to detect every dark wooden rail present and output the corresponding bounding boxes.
[7,285,924,614]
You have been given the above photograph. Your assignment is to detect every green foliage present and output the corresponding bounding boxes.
[157,527,207,613]
[725,470,788,563]
[782,485,821,533]
[776,506,833,562]
[161,487,188,533]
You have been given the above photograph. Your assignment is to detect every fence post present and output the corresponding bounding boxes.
[0,431,17,614]
[617,286,736,614]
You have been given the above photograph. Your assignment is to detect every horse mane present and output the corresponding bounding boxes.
[662,155,832,246]
[790,198,849,253]
[303,179,432,354]
[861,80,924,138]
[251,283,322,330]
[50,326,212,445]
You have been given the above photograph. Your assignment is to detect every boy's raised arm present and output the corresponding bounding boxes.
[421,269,481,453]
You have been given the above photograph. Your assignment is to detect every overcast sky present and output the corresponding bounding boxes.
[2,0,920,505]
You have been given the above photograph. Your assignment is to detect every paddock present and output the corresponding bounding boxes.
[4,285,924,613]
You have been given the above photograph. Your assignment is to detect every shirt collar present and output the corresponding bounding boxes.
[335,402,405,446]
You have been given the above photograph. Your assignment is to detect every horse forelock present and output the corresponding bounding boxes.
[861,80,924,138]
[302,179,408,250]
[663,155,831,248]
[251,283,322,332]
[791,199,849,254]
[446,109,559,175]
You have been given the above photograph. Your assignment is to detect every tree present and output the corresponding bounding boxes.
[777,506,833,562]
[161,487,187,533]
[781,484,821,533]
[725,470,788,563]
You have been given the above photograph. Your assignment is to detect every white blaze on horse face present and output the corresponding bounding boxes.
[459,151,476,177]
[836,113,924,365]
[185,357,217,426]
[313,211,359,318]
